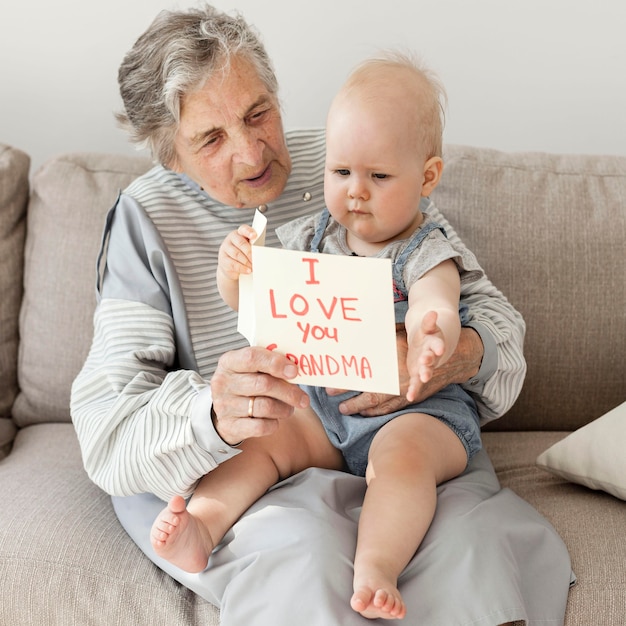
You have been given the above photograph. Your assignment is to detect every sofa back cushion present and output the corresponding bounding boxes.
[12,145,626,432]
[432,145,626,431]
[13,153,152,427]
[0,145,29,450]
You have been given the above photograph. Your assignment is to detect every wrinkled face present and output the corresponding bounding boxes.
[171,55,291,208]
[324,91,428,253]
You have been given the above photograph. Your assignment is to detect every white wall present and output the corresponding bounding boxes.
[2,0,625,174]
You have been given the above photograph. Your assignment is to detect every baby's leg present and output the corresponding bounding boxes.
[151,406,342,573]
[351,413,467,620]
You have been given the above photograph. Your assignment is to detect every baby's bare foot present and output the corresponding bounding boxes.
[351,574,406,620]
[150,495,214,573]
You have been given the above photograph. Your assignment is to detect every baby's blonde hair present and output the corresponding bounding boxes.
[339,50,447,159]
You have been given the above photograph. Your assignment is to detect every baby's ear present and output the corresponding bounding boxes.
[422,157,443,196]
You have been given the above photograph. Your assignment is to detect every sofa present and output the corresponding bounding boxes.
[1,140,624,626]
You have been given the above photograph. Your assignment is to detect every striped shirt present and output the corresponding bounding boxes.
[70,128,526,500]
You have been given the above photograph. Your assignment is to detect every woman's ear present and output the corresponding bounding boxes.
[422,156,444,196]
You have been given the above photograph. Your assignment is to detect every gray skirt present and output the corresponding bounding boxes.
[113,449,573,625]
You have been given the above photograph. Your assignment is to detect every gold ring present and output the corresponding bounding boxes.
[247,396,255,418]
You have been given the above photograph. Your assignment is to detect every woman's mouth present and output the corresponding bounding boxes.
[244,163,272,188]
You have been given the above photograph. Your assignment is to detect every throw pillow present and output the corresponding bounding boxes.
[536,401,626,500]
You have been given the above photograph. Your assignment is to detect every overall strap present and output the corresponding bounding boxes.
[392,220,447,299]
[309,207,332,253]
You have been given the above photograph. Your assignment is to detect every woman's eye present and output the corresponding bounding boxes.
[249,108,269,123]
[201,132,223,149]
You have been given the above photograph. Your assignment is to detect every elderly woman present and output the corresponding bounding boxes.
[71,4,572,625]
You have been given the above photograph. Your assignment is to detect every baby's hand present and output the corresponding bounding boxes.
[217,224,257,282]
[406,310,446,401]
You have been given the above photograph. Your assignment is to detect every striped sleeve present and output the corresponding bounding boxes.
[70,299,228,500]
[426,201,527,422]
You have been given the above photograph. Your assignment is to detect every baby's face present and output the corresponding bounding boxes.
[323,91,428,251]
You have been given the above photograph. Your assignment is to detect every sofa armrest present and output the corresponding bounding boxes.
[0,144,30,454]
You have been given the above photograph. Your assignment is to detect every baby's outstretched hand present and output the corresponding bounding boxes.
[217,224,257,282]
[406,310,446,401]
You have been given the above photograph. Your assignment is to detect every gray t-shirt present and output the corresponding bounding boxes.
[276,208,483,294]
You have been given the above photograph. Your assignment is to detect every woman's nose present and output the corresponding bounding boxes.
[233,129,264,165]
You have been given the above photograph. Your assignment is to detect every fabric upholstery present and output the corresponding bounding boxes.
[13,153,152,426]
[0,144,29,457]
[432,146,626,431]
[484,431,626,626]
[2,144,625,625]
[0,423,220,626]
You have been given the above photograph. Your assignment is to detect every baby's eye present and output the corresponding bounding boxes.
[373,173,388,180]
[336,169,350,176]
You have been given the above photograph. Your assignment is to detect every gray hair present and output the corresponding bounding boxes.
[116,4,278,166]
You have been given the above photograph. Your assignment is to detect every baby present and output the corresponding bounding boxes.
[152,51,483,620]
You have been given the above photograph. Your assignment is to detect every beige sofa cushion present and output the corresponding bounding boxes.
[13,153,152,426]
[12,146,626,434]
[484,431,626,625]
[433,145,626,432]
[0,422,220,625]
[0,144,29,453]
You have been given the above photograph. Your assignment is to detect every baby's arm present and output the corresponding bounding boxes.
[404,259,461,402]
[216,224,257,311]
